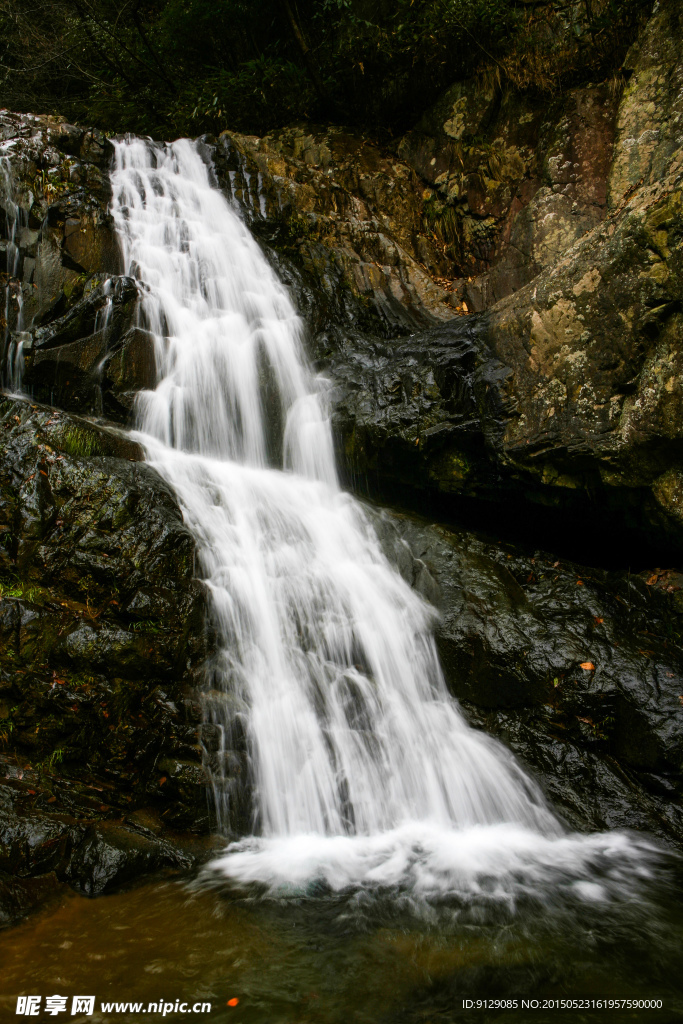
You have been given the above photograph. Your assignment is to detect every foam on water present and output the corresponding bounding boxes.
[109,136,666,906]
[207,823,663,908]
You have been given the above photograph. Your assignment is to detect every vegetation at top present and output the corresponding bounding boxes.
[0,0,652,139]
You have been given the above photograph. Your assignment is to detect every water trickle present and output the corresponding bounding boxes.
[94,277,115,334]
[109,137,659,898]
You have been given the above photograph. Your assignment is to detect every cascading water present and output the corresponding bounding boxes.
[110,138,662,905]
[0,149,26,390]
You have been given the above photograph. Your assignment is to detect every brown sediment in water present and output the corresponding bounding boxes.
[0,879,534,1023]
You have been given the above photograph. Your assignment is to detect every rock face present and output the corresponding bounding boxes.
[0,396,215,923]
[0,111,118,341]
[373,506,683,845]
[398,79,620,312]
[332,0,683,554]
[0,110,150,422]
[211,126,460,330]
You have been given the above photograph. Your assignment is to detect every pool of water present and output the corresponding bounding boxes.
[2,856,682,1024]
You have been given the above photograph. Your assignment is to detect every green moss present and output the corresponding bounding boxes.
[54,424,104,459]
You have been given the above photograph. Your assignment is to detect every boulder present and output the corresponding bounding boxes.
[21,279,154,422]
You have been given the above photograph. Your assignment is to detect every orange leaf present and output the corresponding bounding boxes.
[227,999,239,1008]
[159,776,167,785]
[593,617,603,625]
[580,661,595,671]
[576,579,584,586]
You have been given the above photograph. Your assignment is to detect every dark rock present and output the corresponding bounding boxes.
[22,277,142,420]
[102,327,157,419]
[0,394,214,923]
[371,504,683,843]
[63,821,193,896]
[0,110,120,385]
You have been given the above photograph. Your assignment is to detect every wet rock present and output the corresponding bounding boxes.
[0,394,214,920]
[0,870,62,929]
[63,821,193,896]
[0,772,209,925]
[210,127,458,331]
[372,505,683,844]
[102,327,157,420]
[0,110,120,383]
[22,277,144,419]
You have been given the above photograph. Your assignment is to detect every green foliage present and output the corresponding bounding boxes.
[0,704,19,746]
[38,746,65,774]
[0,0,653,138]
[0,572,45,604]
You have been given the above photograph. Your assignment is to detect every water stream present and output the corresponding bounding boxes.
[0,148,26,390]
[107,137,669,911]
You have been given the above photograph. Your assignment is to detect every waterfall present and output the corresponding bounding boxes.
[0,150,26,390]
[109,138,659,900]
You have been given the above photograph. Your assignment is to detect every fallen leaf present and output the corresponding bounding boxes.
[593,617,604,625]
[159,776,167,785]
[580,661,595,671]
[576,579,584,586]
[227,999,239,1008]
[679,696,683,705]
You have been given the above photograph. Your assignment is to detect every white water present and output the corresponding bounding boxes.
[110,138,661,902]
[0,149,25,389]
